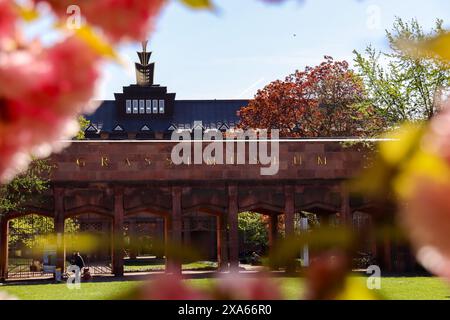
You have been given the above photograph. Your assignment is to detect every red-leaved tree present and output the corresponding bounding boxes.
[238,56,386,137]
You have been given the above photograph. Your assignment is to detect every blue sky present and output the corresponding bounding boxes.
[53,0,450,100]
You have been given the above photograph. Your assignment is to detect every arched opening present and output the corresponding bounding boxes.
[237,211,271,270]
[123,211,166,273]
[352,206,416,273]
[6,213,54,279]
[352,211,377,270]
[288,204,340,270]
[181,211,219,271]
[235,203,283,271]
[64,212,113,275]
[180,203,229,272]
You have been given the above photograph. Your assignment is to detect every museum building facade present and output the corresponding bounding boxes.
[0,43,411,280]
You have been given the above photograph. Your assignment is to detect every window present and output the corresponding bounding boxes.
[139,100,145,114]
[126,100,132,114]
[159,100,165,113]
[152,100,158,113]
[146,100,152,113]
[132,100,139,114]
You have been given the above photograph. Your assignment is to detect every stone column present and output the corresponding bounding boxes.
[228,184,239,272]
[268,214,278,252]
[0,216,9,282]
[340,185,351,225]
[155,218,164,259]
[55,213,65,272]
[383,237,392,273]
[164,217,170,271]
[217,213,229,271]
[368,215,377,260]
[168,186,182,274]
[284,185,295,272]
[128,219,137,259]
[210,219,216,260]
[54,187,66,273]
[284,185,295,236]
[268,214,279,270]
[112,186,124,276]
[183,217,192,247]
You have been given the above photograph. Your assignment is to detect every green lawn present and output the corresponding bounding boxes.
[0,277,448,300]
[124,261,217,272]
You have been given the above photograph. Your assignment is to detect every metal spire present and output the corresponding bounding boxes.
[135,40,154,85]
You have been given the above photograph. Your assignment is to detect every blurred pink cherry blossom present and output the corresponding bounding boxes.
[0,36,100,181]
[0,0,16,42]
[304,251,349,300]
[0,291,18,300]
[138,275,209,300]
[35,0,166,42]
[214,274,283,300]
[0,0,169,181]
[400,106,450,281]
[135,274,283,300]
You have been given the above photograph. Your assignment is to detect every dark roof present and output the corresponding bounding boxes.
[85,99,249,132]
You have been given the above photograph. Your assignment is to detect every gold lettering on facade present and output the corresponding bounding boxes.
[293,154,302,166]
[165,157,173,167]
[67,152,328,169]
[101,156,109,167]
[317,156,327,166]
[206,157,216,166]
[76,158,86,167]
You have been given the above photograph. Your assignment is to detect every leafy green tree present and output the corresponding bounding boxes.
[1,160,53,252]
[354,18,450,124]
[8,215,80,250]
[0,159,52,214]
[8,215,54,249]
[238,212,268,252]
